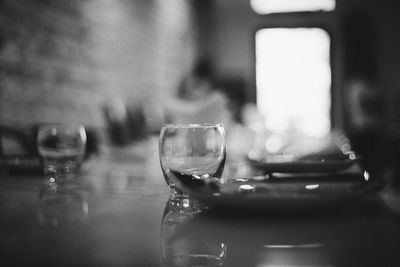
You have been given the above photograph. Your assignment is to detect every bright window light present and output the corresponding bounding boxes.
[256,28,331,137]
[251,0,335,14]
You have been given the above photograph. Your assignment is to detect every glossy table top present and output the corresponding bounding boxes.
[1,138,400,266]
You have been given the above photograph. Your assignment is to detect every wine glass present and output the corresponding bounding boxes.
[159,124,226,196]
[37,124,87,190]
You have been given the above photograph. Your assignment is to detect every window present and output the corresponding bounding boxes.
[255,27,331,137]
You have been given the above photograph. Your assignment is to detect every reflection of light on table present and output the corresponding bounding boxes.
[258,242,331,267]
[239,184,255,194]
[305,184,319,190]
[364,171,370,181]
[262,243,324,249]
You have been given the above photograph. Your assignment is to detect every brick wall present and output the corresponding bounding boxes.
[0,0,198,129]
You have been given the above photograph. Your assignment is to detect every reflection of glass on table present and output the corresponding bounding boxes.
[160,196,227,267]
[37,188,88,227]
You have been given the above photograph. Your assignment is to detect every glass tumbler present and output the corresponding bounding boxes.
[159,124,226,195]
[37,124,87,189]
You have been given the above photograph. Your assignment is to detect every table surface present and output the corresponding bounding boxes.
[1,138,400,267]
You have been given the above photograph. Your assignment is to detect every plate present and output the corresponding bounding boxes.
[247,153,360,173]
[172,171,379,212]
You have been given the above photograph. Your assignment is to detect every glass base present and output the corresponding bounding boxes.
[168,184,187,197]
[166,194,207,215]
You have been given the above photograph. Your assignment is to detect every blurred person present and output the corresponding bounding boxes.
[344,78,382,135]
[103,97,147,145]
[343,77,385,179]
[103,97,131,145]
[162,58,233,129]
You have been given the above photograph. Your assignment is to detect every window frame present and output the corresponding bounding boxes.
[250,0,336,15]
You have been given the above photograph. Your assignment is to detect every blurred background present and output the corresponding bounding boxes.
[1,0,400,185]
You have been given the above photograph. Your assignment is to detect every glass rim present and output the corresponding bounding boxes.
[161,123,224,129]
[37,124,87,142]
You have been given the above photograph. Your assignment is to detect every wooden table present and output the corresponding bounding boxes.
[1,138,400,266]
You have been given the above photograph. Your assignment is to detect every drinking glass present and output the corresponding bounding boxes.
[159,124,226,196]
[37,124,87,189]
